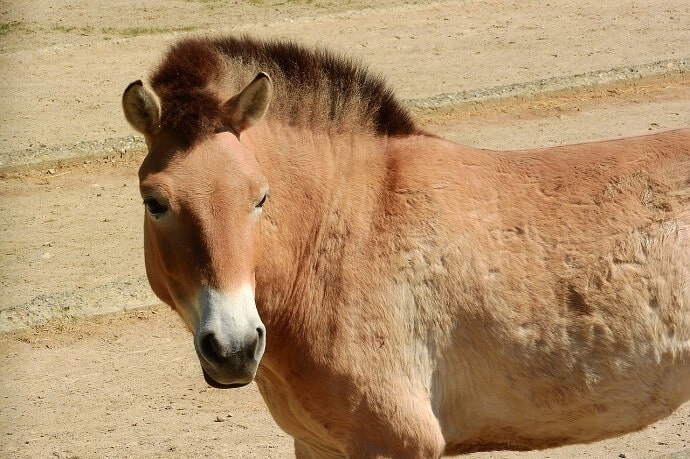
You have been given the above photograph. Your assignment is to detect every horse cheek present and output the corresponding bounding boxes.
[143,224,176,308]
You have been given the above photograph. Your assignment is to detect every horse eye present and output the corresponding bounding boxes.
[144,197,168,216]
[255,194,267,209]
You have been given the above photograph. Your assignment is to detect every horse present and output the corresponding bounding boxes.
[122,36,690,457]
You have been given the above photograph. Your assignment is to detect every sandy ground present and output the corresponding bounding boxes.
[1,0,689,457]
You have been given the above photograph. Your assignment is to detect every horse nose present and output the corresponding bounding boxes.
[195,324,266,388]
[198,325,265,365]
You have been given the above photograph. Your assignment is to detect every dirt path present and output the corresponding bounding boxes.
[1,0,689,457]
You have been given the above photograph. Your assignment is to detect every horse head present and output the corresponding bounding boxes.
[122,73,273,388]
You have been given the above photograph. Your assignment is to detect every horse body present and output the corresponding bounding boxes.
[249,125,690,455]
[122,36,690,457]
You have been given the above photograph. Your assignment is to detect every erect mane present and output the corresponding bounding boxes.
[149,36,419,144]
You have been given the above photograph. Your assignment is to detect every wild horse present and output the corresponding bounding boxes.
[122,36,690,457]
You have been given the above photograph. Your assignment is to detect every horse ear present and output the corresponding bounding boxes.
[122,80,161,136]
[224,72,273,134]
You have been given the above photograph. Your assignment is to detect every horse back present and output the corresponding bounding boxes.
[384,128,690,452]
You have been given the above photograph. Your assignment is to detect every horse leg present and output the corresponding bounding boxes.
[342,393,446,458]
[294,438,344,459]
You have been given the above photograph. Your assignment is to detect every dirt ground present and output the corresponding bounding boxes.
[1,1,689,457]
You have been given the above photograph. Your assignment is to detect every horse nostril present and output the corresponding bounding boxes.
[198,326,265,365]
[200,332,224,363]
[252,325,266,359]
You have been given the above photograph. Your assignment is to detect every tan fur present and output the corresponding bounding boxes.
[247,127,690,457]
[124,37,690,458]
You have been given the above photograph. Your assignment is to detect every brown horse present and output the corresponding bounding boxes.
[122,36,690,457]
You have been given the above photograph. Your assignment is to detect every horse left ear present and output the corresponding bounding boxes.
[224,72,273,134]
[122,80,161,137]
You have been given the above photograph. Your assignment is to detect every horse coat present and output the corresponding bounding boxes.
[122,36,690,457]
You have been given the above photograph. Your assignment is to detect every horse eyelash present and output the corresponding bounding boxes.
[256,194,268,209]
[143,197,168,215]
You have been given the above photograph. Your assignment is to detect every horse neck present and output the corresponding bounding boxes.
[247,121,390,348]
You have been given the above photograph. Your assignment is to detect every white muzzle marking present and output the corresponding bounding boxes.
[193,285,266,388]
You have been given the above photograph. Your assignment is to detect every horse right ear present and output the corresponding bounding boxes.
[122,80,161,136]
[223,72,273,135]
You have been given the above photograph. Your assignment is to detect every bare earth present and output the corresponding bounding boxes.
[1,1,689,457]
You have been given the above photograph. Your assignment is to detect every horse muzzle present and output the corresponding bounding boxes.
[193,286,266,388]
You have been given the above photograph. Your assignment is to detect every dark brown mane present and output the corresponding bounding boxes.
[150,36,419,144]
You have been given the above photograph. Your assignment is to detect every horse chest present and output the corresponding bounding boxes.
[254,368,349,454]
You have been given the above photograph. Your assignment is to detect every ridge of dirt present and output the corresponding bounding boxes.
[411,58,689,109]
